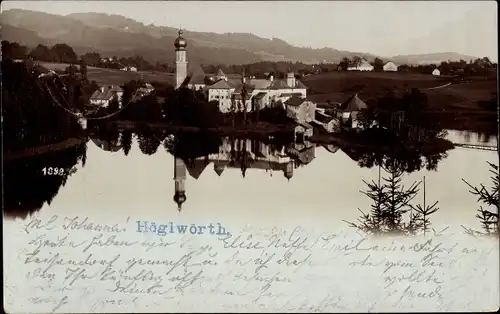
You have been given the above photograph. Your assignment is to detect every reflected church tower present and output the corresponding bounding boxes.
[284,162,294,181]
[174,29,188,89]
[173,157,187,212]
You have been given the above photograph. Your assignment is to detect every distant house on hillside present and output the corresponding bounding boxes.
[347,59,374,71]
[121,66,137,72]
[338,93,368,128]
[90,85,124,107]
[383,61,398,72]
[432,68,441,76]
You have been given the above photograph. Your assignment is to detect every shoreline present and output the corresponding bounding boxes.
[4,138,86,163]
[5,115,492,162]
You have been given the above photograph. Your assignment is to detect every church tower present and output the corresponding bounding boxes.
[174,29,188,89]
[173,157,187,212]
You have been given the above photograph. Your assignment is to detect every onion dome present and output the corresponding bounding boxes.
[173,191,186,212]
[174,30,187,50]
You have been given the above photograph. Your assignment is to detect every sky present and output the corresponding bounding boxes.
[2,1,498,59]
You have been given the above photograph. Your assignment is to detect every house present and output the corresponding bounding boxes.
[338,93,367,127]
[131,83,155,102]
[286,141,315,166]
[90,85,124,107]
[120,66,138,72]
[313,111,340,133]
[294,123,314,140]
[347,59,374,71]
[432,68,441,76]
[284,96,316,124]
[383,61,398,72]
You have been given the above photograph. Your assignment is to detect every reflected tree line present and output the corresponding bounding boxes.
[3,142,87,219]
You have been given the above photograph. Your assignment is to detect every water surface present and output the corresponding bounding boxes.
[4,129,497,233]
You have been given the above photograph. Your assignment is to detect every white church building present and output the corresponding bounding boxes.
[173,30,308,113]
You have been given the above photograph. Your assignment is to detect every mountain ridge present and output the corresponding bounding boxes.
[1,9,480,65]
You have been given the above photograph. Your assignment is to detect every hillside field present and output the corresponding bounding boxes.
[38,62,175,86]
[302,71,497,110]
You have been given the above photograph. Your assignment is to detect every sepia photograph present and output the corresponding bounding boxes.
[2,0,499,312]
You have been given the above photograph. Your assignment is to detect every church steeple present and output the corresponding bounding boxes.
[173,157,187,212]
[174,29,188,89]
[284,162,294,181]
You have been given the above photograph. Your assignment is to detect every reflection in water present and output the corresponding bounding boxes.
[3,142,88,219]
[5,128,496,234]
[165,135,316,211]
[343,148,449,173]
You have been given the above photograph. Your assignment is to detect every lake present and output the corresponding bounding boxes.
[4,129,498,234]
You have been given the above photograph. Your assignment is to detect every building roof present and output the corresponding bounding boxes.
[309,120,324,129]
[340,93,367,112]
[207,76,306,91]
[216,68,226,77]
[323,144,339,154]
[188,63,207,85]
[298,122,313,129]
[315,111,334,123]
[90,85,123,101]
[213,161,228,176]
[209,79,234,89]
[234,83,255,95]
[280,92,303,97]
[185,158,209,179]
[248,78,272,89]
[285,96,306,107]
[253,92,267,100]
[348,59,374,70]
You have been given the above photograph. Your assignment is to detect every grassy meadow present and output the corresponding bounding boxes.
[38,61,175,86]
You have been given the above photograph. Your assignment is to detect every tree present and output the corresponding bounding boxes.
[462,162,499,234]
[338,57,351,71]
[50,43,78,63]
[1,41,28,60]
[81,52,102,66]
[372,58,384,71]
[352,56,362,68]
[120,131,133,156]
[344,163,440,235]
[29,44,53,62]
[79,58,88,82]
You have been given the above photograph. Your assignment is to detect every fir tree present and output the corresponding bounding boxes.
[345,161,440,235]
[462,162,499,235]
